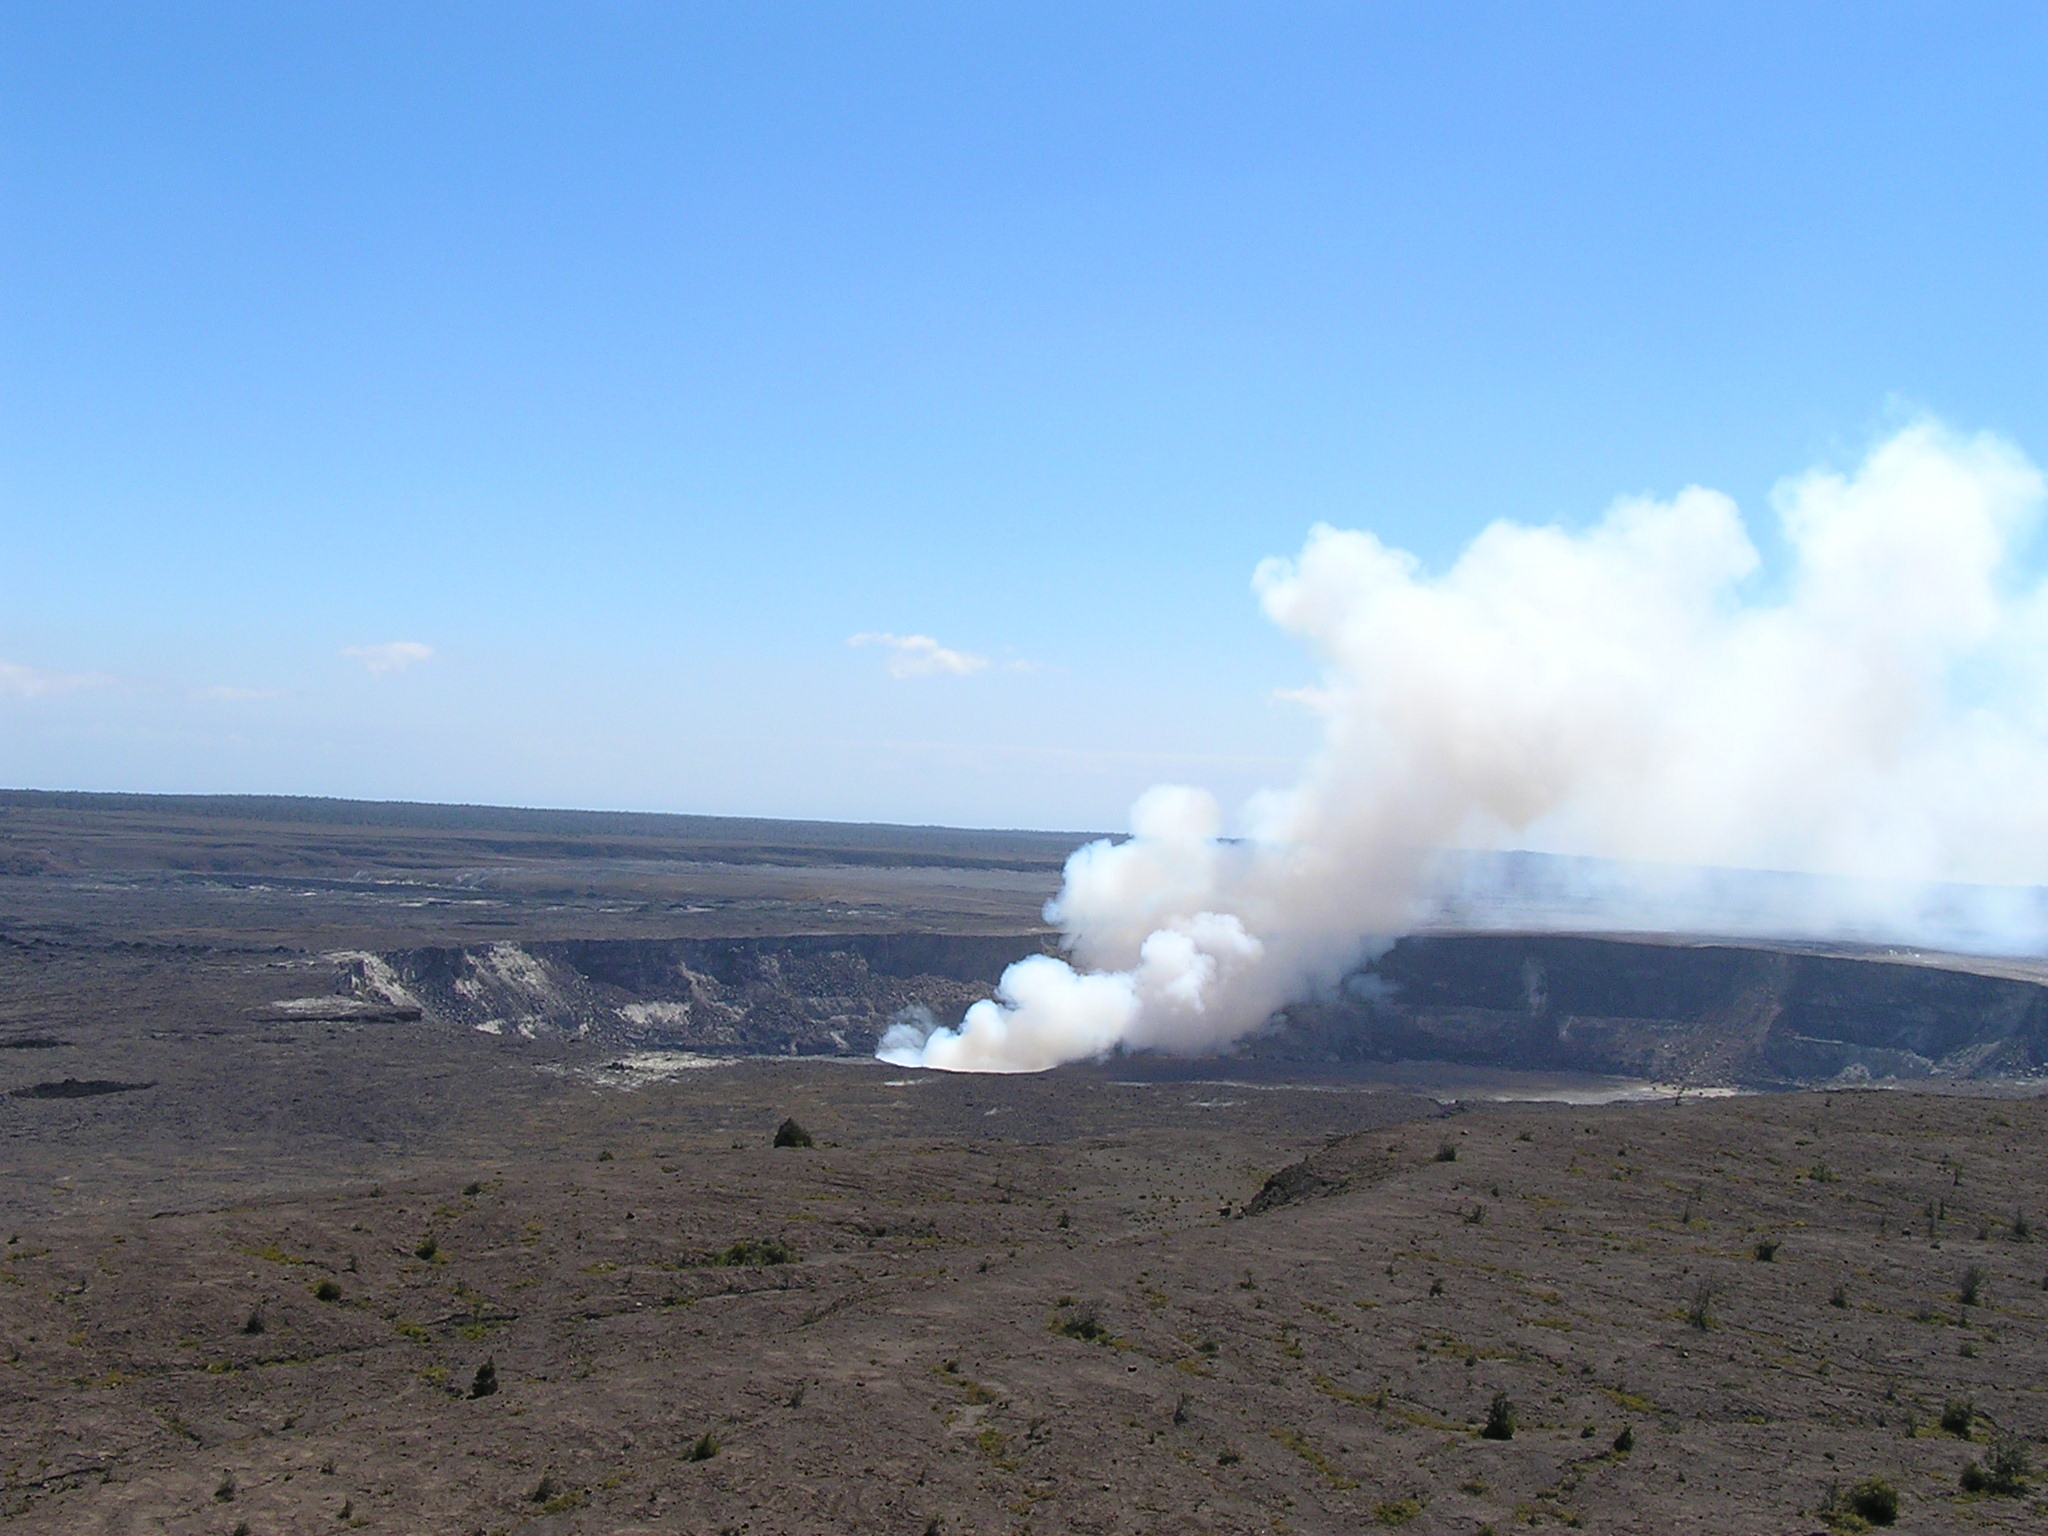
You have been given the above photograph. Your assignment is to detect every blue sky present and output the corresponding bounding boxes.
[4,3,2047,830]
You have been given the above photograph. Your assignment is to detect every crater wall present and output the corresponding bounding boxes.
[343,931,2048,1087]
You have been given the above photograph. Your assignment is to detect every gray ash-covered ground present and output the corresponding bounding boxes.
[7,1066,2048,1534]
[1,791,2045,1533]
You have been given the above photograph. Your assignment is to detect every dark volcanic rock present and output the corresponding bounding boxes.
[10,1077,154,1099]
[249,1001,422,1023]
[1257,933,2048,1087]
[1242,1156,1333,1215]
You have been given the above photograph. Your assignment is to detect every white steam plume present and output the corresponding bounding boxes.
[879,422,2048,1073]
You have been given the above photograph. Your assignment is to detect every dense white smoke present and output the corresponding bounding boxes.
[880,422,2048,1073]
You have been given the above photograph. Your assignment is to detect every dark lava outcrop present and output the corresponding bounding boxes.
[9,1077,155,1099]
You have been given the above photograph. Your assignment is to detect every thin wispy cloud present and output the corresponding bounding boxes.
[848,632,989,678]
[191,684,286,703]
[0,659,113,698]
[342,641,434,676]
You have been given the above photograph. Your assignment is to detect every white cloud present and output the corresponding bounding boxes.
[342,641,434,676]
[0,660,112,698]
[848,632,989,678]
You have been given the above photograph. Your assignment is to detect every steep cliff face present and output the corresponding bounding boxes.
[340,934,1056,1056]
[337,930,2048,1086]
[1264,934,2048,1086]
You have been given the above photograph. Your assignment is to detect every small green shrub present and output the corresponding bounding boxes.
[313,1279,342,1302]
[1987,1438,2032,1492]
[1480,1392,1515,1441]
[1686,1276,1721,1331]
[772,1118,814,1148]
[468,1357,497,1399]
[521,1474,583,1514]
[414,1236,438,1262]
[1052,1302,1108,1342]
[710,1238,792,1267]
[1753,1236,1780,1262]
[1830,1282,1849,1308]
[1959,1265,1986,1307]
[1967,1438,2034,1495]
[1612,1425,1634,1453]
[1843,1477,1898,1525]
[1940,1399,1974,1438]
[462,1181,483,1197]
[1434,1141,1458,1163]
[687,1431,719,1461]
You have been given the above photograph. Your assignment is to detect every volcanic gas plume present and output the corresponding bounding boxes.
[881,422,2048,1072]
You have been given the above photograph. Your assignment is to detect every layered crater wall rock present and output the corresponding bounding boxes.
[335,931,2048,1087]
[342,934,1060,1055]
[1266,934,2048,1087]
